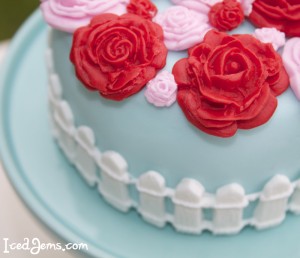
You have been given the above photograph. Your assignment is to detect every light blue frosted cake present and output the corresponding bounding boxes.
[41,0,300,235]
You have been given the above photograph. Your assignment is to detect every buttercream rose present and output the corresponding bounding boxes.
[282,38,300,100]
[173,30,289,137]
[253,28,286,51]
[145,71,178,107]
[154,6,211,51]
[171,0,254,16]
[70,14,168,101]
[40,0,129,33]
[249,0,300,37]
[209,0,244,31]
[127,0,157,20]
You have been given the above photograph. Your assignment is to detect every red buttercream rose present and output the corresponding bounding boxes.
[70,13,167,101]
[127,0,158,20]
[209,0,244,31]
[173,30,289,138]
[249,0,300,37]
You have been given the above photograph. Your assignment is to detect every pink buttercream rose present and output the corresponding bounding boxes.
[145,71,178,107]
[282,38,300,100]
[40,0,129,33]
[253,28,286,51]
[154,6,211,51]
[172,0,254,16]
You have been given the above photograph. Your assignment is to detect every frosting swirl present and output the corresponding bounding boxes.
[253,28,286,51]
[70,13,167,101]
[171,0,254,16]
[127,0,157,20]
[209,0,244,31]
[145,71,178,107]
[154,6,211,51]
[282,38,300,100]
[40,0,129,33]
[173,30,289,137]
[249,0,300,37]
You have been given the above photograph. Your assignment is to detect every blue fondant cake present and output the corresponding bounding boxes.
[42,0,300,235]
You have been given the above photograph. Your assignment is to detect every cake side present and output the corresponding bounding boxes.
[47,31,300,234]
[49,28,300,193]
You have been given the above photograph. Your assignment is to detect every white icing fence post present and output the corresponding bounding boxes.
[173,179,204,234]
[137,171,166,227]
[74,126,100,187]
[213,184,248,234]
[48,73,63,137]
[45,47,54,75]
[254,175,293,229]
[53,101,77,163]
[98,151,132,212]
[289,181,300,214]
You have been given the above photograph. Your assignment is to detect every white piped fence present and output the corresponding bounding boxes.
[47,45,300,235]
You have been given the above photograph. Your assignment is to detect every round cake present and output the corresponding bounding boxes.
[41,0,300,235]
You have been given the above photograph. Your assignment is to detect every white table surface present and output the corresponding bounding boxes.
[0,42,86,258]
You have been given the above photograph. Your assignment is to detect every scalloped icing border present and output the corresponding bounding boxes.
[47,30,300,235]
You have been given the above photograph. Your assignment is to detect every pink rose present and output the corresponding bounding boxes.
[40,0,129,33]
[145,71,177,107]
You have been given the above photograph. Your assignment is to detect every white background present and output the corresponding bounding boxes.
[0,42,86,258]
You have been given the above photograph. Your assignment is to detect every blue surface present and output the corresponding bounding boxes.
[1,9,300,258]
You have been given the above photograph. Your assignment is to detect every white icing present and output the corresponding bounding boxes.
[74,126,99,186]
[98,151,132,212]
[290,182,300,214]
[137,171,167,227]
[261,175,293,200]
[138,171,166,194]
[215,183,247,207]
[173,179,204,206]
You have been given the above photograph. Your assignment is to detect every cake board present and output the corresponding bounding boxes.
[0,10,300,258]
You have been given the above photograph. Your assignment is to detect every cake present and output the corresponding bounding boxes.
[40,0,300,235]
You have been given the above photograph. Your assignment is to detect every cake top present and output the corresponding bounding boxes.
[40,0,300,138]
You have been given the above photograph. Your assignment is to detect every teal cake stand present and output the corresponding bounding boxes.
[1,10,300,258]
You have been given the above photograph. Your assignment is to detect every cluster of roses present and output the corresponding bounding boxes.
[41,0,300,137]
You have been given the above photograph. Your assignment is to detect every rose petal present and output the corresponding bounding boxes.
[238,93,277,129]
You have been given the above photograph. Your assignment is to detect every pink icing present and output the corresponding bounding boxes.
[145,71,178,107]
[153,6,211,51]
[253,28,286,51]
[40,0,129,33]
[172,0,254,16]
[282,38,300,100]
[171,0,213,15]
[239,0,254,16]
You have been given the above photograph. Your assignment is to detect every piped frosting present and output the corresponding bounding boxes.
[40,0,129,33]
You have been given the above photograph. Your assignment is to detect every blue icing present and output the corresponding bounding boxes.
[49,1,300,193]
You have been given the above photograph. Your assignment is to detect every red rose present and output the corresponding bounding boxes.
[173,30,289,138]
[70,13,167,101]
[127,0,158,20]
[209,0,244,31]
[249,0,300,37]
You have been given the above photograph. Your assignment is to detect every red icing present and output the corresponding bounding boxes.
[249,0,300,37]
[172,30,289,138]
[127,0,158,20]
[70,13,167,101]
[209,0,244,31]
